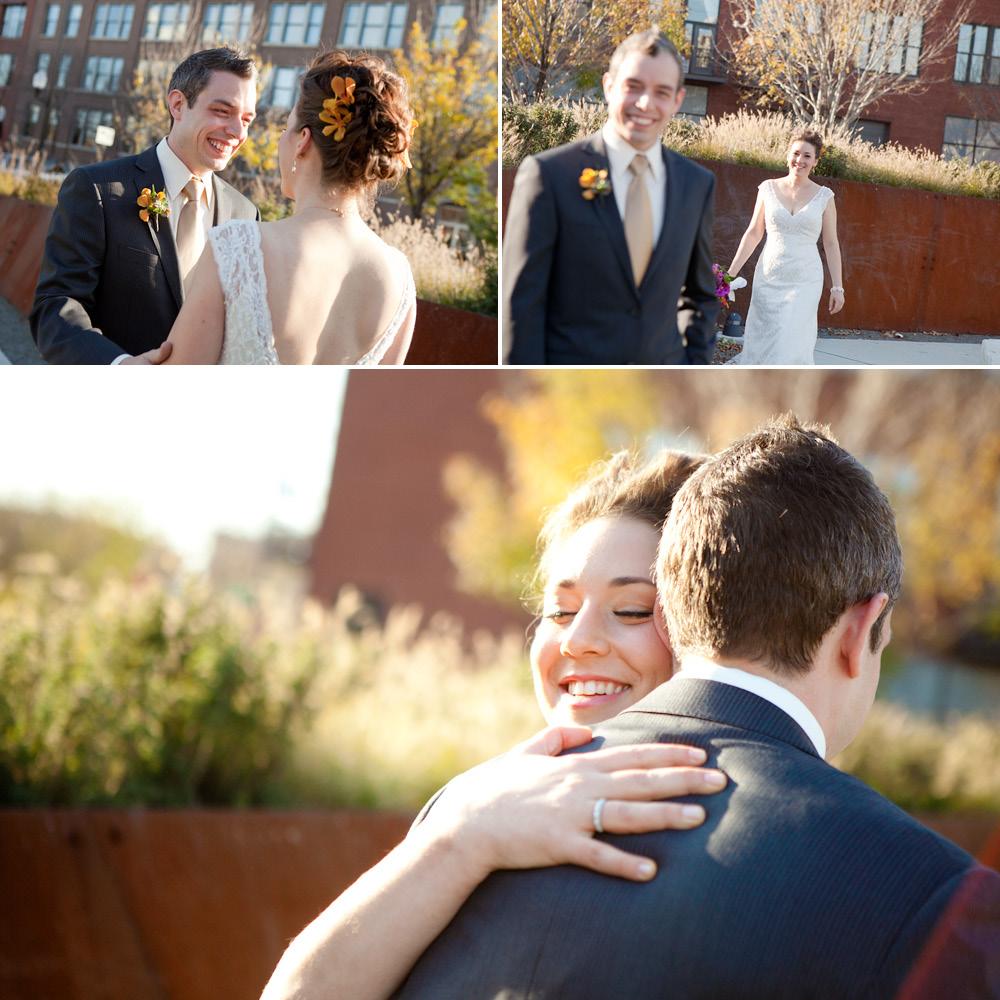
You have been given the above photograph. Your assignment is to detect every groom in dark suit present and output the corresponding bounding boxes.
[397,416,1000,998]
[30,47,259,364]
[504,31,718,365]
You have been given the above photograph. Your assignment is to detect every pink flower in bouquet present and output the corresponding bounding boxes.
[712,263,734,308]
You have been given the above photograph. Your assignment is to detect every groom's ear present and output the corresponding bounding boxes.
[652,595,672,650]
[167,88,188,123]
[838,593,890,679]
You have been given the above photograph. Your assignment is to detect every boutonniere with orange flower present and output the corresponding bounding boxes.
[137,185,170,230]
[319,75,356,141]
[579,167,611,201]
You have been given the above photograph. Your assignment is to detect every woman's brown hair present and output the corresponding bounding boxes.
[295,49,414,191]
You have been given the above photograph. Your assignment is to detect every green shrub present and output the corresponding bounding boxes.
[0,576,322,806]
[0,170,60,206]
[502,101,582,166]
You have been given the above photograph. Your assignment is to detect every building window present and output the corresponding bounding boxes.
[66,1,82,34]
[684,0,720,76]
[853,120,889,147]
[202,2,254,42]
[266,3,325,45]
[42,2,61,35]
[0,53,13,86]
[943,115,1000,164]
[677,84,708,123]
[430,2,463,45]
[144,2,189,40]
[1,4,28,37]
[27,101,41,125]
[955,24,1000,86]
[91,3,134,39]
[338,3,406,49]
[267,65,301,108]
[35,51,51,81]
[83,55,125,90]
[858,15,922,76]
[72,107,113,145]
[57,53,72,87]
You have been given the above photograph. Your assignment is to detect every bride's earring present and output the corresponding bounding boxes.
[292,157,297,175]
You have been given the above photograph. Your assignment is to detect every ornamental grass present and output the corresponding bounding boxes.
[502,101,1000,200]
[1,571,996,812]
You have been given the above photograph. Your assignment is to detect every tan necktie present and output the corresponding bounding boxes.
[624,154,653,285]
[175,176,204,291]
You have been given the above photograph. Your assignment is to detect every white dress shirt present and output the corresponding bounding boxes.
[677,655,828,759]
[156,136,214,243]
[601,121,666,247]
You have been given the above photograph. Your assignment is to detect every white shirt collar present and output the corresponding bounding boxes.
[676,655,827,759]
[156,136,214,208]
[601,121,664,184]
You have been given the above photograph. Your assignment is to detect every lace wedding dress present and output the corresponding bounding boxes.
[729,179,834,366]
[208,219,415,365]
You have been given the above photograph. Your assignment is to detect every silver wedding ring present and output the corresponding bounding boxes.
[593,797,607,835]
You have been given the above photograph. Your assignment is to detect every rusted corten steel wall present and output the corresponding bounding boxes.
[0,198,497,363]
[0,809,412,1000]
[1,809,997,999]
[501,163,1000,336]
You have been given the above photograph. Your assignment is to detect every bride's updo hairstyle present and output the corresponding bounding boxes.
[788,128,824,160]
[296,49,414,191]
[531,449,708,608]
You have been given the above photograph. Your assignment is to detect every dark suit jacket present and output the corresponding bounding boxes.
[396,678,1000,999]
[504,134,719,365]
[30,144,258,364]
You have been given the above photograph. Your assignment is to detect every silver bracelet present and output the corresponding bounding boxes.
[831,286,845,293]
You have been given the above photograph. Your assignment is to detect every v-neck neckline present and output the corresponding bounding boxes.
[770,179,822,217]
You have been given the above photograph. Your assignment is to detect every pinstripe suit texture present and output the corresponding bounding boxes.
[395,677,1000,999]
[30,144,258,364]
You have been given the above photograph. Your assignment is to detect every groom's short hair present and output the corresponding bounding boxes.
[607,30,685,83]
[656,414,902,676]
[168,47,256,111]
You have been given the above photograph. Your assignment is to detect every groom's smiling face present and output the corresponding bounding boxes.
[603,51,685,151]
[168,70,257,177]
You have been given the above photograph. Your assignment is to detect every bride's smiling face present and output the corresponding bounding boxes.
[787,140,818,177]
[531,515,673,726]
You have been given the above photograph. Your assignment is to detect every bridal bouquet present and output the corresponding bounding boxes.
[712,264,746,308]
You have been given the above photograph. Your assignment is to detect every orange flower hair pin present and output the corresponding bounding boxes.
[319,75,356,141]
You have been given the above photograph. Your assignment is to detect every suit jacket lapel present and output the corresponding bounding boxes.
[211,174,228,226]
[643,145,681,288]
[134,144,183,309]
[582,134,637,295]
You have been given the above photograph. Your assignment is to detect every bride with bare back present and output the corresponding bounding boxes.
[165,51,416,365]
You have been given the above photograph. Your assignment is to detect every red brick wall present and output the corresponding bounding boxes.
[309,369,529,635]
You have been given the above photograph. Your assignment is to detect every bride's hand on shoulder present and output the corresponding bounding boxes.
[421,726,726,884]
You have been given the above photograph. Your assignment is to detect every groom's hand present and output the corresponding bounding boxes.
[119,342,173,365]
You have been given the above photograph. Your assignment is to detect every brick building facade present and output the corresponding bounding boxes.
[679,0,999,163]
[0,0,491,164]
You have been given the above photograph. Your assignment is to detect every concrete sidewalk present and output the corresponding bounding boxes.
[815,333,993,366]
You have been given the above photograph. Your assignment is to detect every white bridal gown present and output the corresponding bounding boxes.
[207,219,415,365]
[730,179,834,366]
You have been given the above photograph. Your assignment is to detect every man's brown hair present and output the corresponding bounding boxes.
[534,448,707,601]
[167,46,256,110]
[656,415,902,675]
[607,29,685,83]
